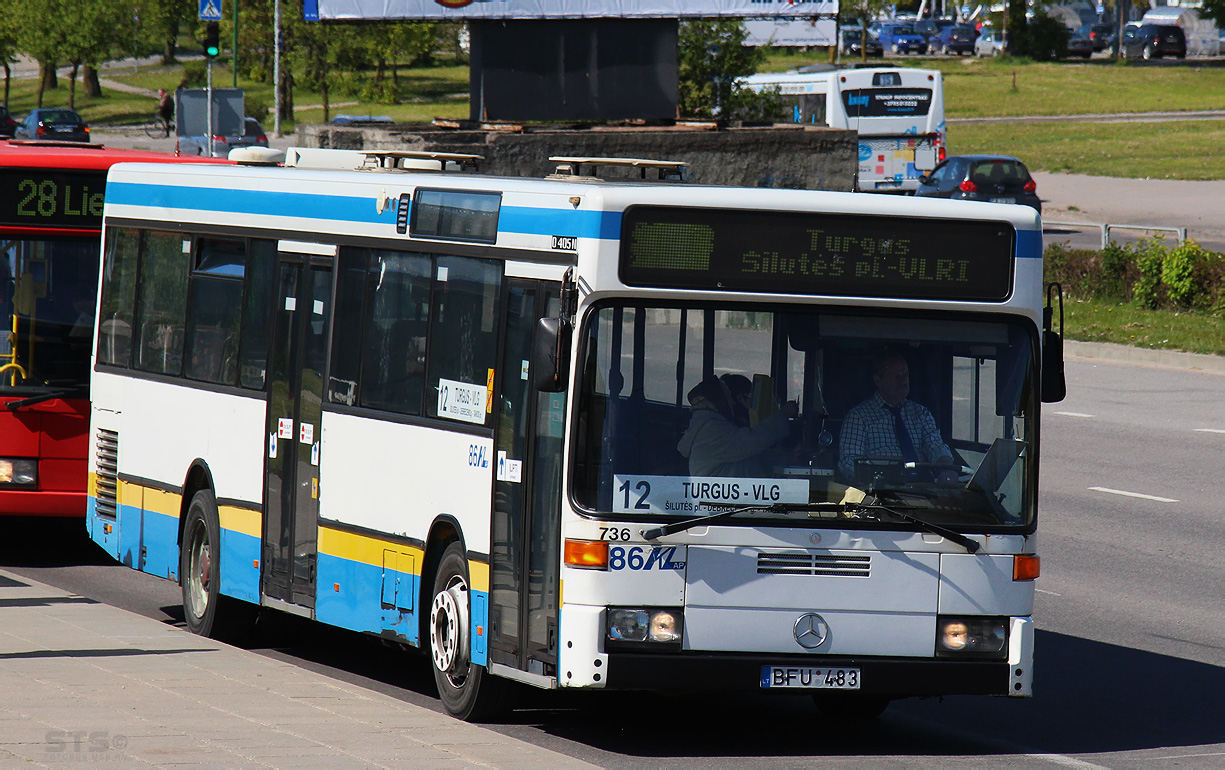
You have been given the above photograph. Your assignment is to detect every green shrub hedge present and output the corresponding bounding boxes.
[1044,238,1225,315]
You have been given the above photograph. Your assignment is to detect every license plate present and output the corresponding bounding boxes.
[989,197,1015,204]
[760,666,860,689]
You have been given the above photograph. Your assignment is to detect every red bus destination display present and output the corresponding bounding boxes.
[0,169,107,230]
[620,206,1015,302]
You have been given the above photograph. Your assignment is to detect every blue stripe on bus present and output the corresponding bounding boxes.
[106,181,622,240]
[1016,229,1042,259]
[316,553,422,645]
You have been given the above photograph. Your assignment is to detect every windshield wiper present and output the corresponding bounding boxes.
[5,387,87,411]
[641,501,846,541]
[641,500,980,554]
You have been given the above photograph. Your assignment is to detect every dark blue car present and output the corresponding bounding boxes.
[933,25,977,55]
[915,154,1042,213]
[874,23,928,55]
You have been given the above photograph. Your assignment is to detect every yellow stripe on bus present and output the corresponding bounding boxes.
[219,505,261,538]
[318,525,425,573]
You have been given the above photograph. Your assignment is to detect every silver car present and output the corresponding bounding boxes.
[177,117,269,157]
[974,29,1005,57]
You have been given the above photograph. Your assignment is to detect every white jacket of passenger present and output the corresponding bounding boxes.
[676,406,792,477]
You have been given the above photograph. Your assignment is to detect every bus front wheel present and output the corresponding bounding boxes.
[180,489,256,644]
[428,542,511,721]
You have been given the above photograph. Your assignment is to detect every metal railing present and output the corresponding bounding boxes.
[1044,220,1187,250]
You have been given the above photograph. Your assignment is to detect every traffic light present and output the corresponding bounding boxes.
[204,22,220,58]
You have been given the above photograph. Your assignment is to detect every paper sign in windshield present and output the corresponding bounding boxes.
[437,378,488,425]
[612,475,808,514]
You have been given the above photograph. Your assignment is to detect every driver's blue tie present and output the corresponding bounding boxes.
[885,404,919,463]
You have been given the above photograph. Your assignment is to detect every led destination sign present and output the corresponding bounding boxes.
[0,170,107,229]
[620,206,1015,302]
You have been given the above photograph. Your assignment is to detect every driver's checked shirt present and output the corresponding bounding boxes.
[837,392,951,479]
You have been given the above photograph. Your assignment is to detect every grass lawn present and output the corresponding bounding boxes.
[1063,296,1225,355]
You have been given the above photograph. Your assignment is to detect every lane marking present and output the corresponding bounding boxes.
[1195,428,1225,434]
[1088,487,1179,503]
[1036,588,1062,596]
[1053,411,1094,418]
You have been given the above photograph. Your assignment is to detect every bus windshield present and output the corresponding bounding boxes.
[573,304,1036,531]
[0,236,97,392]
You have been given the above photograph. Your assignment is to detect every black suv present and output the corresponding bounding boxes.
[1122,24,1186,60]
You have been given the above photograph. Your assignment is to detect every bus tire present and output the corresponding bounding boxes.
[428,542,511,721]
[180,489,257,644]
[812,693,891,720]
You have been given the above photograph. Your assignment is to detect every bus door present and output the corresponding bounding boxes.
[488,280,565,681]
[262,243,335,611]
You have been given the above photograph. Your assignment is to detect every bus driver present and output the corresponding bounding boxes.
[837,351,956,483]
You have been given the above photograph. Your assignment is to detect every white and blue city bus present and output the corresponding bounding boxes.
[740,67,947,193]
[86,149,1064,720]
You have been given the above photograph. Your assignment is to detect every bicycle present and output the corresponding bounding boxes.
[144,115,174,138]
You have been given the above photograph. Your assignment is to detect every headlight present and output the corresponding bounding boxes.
[0,458,37,487]
[936,616,1008,658]
[607,608,683,646]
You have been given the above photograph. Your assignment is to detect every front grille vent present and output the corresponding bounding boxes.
[757,552,871,578]
[95,429,119,519]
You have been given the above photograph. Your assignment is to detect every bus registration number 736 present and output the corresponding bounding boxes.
[760,666,860,689]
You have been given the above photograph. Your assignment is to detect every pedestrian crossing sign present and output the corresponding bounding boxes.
[199,0,222,20]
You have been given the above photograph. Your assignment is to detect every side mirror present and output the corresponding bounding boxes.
[532,317,569,393]
[1041,282,1066,403]
[917,174,930,185]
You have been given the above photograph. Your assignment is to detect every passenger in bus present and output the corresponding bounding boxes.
[838,351,956,483]
[677,373,797,478]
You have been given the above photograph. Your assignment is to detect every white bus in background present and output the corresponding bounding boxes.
[86,149,1064,723]
[740,67,947,193]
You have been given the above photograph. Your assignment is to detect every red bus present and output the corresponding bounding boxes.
[0,141,220,517]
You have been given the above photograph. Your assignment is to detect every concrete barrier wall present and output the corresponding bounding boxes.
[297,124,857,191]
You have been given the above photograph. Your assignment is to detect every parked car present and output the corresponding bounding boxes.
[1079,22,1115,51]
[914,155,1041,213]
[177,117,269,157]
[14,108,90,142]
[840,27,884,57]
[1122,23,1186,60]
[1065,33,1095,59]
[914,17,958,43]
[974,29,1006,57]
[932,24,978,55]
[873,23,928,55]
[0,106,17,138]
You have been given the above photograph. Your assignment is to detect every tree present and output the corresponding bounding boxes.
[1199,0,1225,26]
[678,19,768,119]
[10,0,70,107]
[841,0,893,63]
[1020,11,1071,61]
[59,1,134,107]
[0,0,20,107]
[134,0,196,65]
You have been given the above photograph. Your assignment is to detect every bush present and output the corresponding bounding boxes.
[180,62,207,87]
[1045,237,1225,313]
[1021,12,1071,62]
[1133,236,1170,309]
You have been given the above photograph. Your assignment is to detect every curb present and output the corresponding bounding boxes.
[1065,340,1225,374]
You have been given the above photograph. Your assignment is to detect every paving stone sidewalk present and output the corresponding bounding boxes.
[0,570,591,768]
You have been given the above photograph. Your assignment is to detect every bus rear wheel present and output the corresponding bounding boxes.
[180,489,256,644]
[428,542,510,721]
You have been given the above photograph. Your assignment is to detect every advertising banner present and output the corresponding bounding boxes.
[307,0,836,21]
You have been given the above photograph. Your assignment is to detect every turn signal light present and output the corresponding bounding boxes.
[564,539,608,569]
[1023,178,1037,193]
[1013,554,1040,581]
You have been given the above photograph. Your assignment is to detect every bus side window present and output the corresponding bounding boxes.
[133,232,189,377]
[425,255,502,425]
[97,227,141,368]
[360,250,431,415]
[185,238,245,386]
[238,239,277,390]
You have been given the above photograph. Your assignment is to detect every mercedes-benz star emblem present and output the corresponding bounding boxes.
[793,613,829,649]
